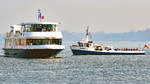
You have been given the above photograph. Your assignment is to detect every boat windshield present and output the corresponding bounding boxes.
[78,42,89,47]
[22,24,56,32]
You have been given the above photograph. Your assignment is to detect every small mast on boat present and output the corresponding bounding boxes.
[85,26,89,42]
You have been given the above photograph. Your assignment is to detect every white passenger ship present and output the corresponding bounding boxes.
[3,10,65,58]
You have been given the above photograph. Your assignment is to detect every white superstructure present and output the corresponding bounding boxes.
[4,22,65,49]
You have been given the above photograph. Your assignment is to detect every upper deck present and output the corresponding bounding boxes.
[21,22,59,32]
[5,21,63,39]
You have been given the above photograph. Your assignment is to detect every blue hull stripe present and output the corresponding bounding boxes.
[71,49,145,55]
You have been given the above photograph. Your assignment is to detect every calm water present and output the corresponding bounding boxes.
[0,41,150,84]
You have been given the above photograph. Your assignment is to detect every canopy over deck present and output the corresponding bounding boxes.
[20,22,59,25]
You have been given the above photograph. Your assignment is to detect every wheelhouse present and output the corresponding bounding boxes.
[77,41,93,47]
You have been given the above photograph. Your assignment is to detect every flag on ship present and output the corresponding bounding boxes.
[38,9,44,21]
[144,44,149,50]
[42,16,44,19]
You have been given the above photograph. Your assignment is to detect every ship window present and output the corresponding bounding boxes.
[5,39,11,47]
[26,39,62,45]
[79,43,83,47]
[23,24,56,32]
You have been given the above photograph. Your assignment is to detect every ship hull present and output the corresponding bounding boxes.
[71,49,145,55]
[3,48,63,58]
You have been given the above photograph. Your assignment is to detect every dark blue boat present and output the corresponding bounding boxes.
[70,27,145,55]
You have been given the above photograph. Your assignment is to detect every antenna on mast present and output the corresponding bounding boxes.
[86,26,89,42]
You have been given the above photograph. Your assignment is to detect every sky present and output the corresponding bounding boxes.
[0,0,150,33]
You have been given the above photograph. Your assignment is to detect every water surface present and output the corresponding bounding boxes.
[0,42,150,84]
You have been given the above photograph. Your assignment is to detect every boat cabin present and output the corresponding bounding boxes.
[77,41,94,47]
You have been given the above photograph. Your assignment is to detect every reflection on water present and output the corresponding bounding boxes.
[0,42,150,84]
[37,57,64,62]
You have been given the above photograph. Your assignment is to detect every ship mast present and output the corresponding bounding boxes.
[86,26,89,42]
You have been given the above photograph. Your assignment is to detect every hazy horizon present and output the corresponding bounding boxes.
[0,0,150,33]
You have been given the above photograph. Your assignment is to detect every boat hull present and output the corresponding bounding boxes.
[3,48,63,58]
[71,49,145,55]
